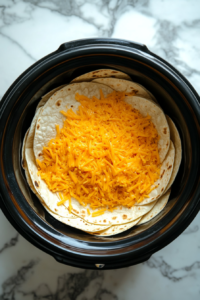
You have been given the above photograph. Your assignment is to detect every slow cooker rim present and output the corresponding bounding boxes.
[0,38,200,263]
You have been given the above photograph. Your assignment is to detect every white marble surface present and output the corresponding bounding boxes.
[0,0,200,299]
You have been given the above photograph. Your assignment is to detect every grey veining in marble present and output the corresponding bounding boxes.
[0,0,200,299]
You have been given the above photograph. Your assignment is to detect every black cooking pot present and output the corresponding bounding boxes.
[0,38,200,270]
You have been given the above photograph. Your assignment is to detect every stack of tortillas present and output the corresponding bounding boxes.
[22,69,182,236]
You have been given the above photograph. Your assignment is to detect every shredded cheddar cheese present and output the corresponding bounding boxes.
[37,90,160,211]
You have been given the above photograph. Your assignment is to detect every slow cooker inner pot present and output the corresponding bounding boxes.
[12,54,191,244]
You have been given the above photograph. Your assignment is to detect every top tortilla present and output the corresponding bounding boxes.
[71,69,132,83]
[32,81,173,225]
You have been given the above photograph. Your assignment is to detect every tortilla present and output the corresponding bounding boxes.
[136,83,158,104]
[138,189,171,225]
[165,116,182,192]
[92,78,157,103]
[36,85,67,112]
[87,217,142,236]
[124,95,170,163]
[71,69,132,83]
[33,82,114,162]
[33,83,173,225]
[21,129,29,170]
[43,204,111,232]
[25,108,74,217]
[32,84,173,225]
[135,140,175,206]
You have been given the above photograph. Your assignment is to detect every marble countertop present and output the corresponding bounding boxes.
[0,0,200,299]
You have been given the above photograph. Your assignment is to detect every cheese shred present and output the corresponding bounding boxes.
[37,90,160,211]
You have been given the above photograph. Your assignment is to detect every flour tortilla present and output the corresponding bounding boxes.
[92,78,157,103]
[165,116,182,192]
[67,199,158,226]
[25,108,75,218]
[138,189,171,225]
[33,82,114,162]
[136,83,158,104]
[124,95,170,163]
[33,83,173,225]
[135,141,175,205]
[71,69,132,83]
[43,204,111,232]
[21,129,29,170]
[87,217,142,236]
[36,85,66,112]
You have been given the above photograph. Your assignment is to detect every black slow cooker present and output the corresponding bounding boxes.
[0,38,200,270]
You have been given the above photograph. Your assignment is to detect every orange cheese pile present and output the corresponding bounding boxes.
[37,90,161,211]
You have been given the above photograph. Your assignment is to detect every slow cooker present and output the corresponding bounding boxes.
[0,38,200,269]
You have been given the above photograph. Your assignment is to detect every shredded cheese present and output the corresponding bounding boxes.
[37,90,160,211]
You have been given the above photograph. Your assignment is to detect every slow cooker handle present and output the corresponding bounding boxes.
[57,38,149,53]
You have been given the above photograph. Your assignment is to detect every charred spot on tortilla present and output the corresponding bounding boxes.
[160,170,165,178]
[112,217,117,220]
[103,220,106,223]
[163,128,167,134]
[34,181,39,187]
[68,88,71,91]
[38,153,42,157]
[123,215,127,219]
[56,100,61,106]
[168,165,172,169]
[55,208,58,212]
[111,71,118,73]
[37,124,40,129]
